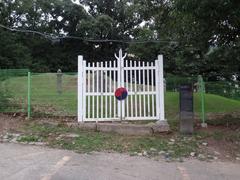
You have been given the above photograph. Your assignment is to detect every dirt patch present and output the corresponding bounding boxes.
[195,124,240,162]
[206,112,240,121]
[0,113,26,134]
[32,116,77,124]
[203,139,236,161]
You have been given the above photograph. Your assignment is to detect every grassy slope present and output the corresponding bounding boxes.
[166,92,240,119]
[4,73,240,117]
[5,73,77,115]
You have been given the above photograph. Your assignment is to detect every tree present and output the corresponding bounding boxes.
[171,0,240,79]
[77,0,143,60]
[0,30,32,69]
[0,0,239,79]
[130,0,240,80]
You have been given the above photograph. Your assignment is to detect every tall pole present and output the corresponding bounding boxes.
[27,72,31,119]
[198,75,207,127]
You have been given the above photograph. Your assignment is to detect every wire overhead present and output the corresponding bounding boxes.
[0,24,178,44]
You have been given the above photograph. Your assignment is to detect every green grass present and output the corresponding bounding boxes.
[4,73,77,115]
[22,121,199,158]
[2,73,240,118]
[17,135,40,142]
[166,92,240,116]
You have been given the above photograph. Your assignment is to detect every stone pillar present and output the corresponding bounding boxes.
[179,84,194,134]
[57,69,62,94]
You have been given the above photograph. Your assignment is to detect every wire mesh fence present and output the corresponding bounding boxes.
[166,75,240,100]
[31,72,77,117]
[165,75,240,123]
[205,81,240,100]
[0,70,239,121]
[0,69,29,113]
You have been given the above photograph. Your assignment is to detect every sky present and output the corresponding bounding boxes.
[71,0,90,12]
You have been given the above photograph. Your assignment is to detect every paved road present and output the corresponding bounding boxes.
[0,143,239,180]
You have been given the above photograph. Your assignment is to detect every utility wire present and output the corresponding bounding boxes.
[0,23,178,44]
[0,24,52,38]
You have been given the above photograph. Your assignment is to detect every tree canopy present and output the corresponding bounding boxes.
[0,0,239,80]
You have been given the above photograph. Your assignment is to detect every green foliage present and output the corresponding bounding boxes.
[0,88,11,112]
[0,0,239,81]
[205,81,240,100]
[0,30,32,69]
[170,0,240,79]
[17,135,40,142]
[166,74,197,91]
[0,69,28,112]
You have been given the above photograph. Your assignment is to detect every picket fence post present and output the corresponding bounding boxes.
[78,55,83,122]
[158,55,165,121]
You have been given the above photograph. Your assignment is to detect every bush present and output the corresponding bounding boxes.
[0,87,11,112]
[205,81,240,100]
[165,74,197,91]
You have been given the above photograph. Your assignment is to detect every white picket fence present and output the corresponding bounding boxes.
[78,49,165,122]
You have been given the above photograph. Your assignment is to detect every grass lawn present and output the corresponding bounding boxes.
[16,120,199,158]
[2,73,240,118]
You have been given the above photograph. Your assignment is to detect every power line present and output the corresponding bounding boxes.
[0,24,178,44]
[0,24,52,38]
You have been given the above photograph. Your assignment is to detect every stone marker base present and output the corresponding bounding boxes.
[67,121,170,136]
[201,123,208,128]
[152,120,170,133]
[180,118,194,134]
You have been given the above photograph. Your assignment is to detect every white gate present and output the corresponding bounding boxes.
[78,49,165,122]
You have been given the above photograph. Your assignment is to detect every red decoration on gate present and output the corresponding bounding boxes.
[115,87,128,100]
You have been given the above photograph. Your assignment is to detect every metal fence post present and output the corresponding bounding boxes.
[27,71,31,119]
[198,75,207,128]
